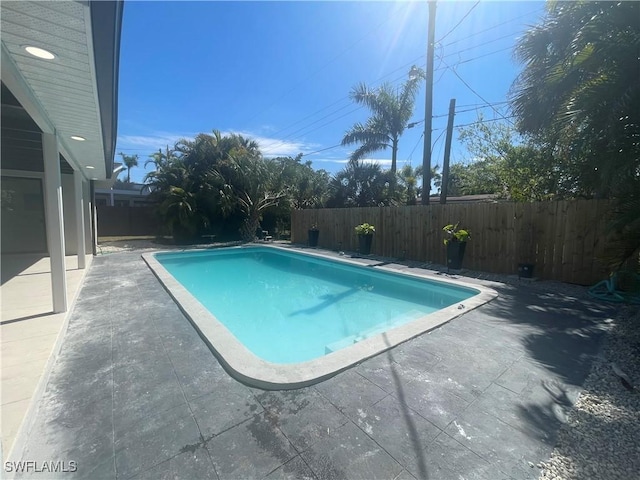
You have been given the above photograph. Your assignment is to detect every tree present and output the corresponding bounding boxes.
[272,155,329,210]
[213,154,288,241]
[510,0,640,198]
[118,152,139,183]
[341,68,423,174]
[396,164,441,204]
[453,116,558,201]
[326,162,400,208]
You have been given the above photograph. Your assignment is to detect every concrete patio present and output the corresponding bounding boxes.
[6,249,613,479]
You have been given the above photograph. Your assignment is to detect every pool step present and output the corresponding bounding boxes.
[324,310,426,354]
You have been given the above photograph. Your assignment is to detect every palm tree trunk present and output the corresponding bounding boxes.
[240,212,261,242]
[391,138,398,174]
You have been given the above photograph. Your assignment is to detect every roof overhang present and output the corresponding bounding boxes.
[1,1,123,180]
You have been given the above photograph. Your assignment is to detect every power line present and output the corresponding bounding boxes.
[440,8,541,47]
[448,31,519,57]
[301,144,344,157]
[407,131,424,162]
[441,58,515,125]
[262,71,417,152]
[454,116,516,129]
[435,1,481,44]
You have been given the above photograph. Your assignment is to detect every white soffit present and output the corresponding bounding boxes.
[1,1,106,179]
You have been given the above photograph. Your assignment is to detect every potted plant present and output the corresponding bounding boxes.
[355,223,375,255]
[308,224,319,247]
[443,223,470,270]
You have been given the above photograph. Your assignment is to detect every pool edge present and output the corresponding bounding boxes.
[142,245,498,390]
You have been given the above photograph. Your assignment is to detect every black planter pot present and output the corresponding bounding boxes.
[358,234,373,255]
[308,229,319,247]
[446,241,467,270]
[518,263,535,278]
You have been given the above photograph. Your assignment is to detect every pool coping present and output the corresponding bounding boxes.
[142,244,498,390]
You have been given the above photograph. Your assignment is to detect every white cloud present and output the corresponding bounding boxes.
[359,158,393,166]
[246,135,313,157]
[117,131,194,150]
[117,129,320,160]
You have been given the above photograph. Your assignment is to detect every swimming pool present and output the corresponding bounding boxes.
[144,245,497,389]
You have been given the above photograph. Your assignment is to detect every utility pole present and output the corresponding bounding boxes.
[440,98,456,204]
[421,1,437,205]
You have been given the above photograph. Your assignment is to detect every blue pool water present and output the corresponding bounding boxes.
[155,247,477,364]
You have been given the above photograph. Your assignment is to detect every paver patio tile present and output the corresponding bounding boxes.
[300,421,404,480]
[394,374,470,430]
[471,381,578,444]
[354,350,410,393]
[264,455,317,480]
[167,346,231,400]
[416,350,511,402]
[17,395,115,479]
[444,409,550,480]
[131,446,217,480]
[254,388,349,452]
[206,412,297,480]
[419,432,513,480]
[495,357,561,395]
[112,356,187,436]
[45,358,112,407]
[114,403,202,479]
[353,394,441,478]
[112,330,166,368]
[190,380,264,438]
[313,369,388,420]
[435,315,527,358]
[392,470,417,480]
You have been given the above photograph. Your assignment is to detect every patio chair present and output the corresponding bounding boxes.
[255,229,273,242]
[588,271,640,304]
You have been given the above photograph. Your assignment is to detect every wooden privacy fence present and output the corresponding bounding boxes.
[291,200,612,286]
[97,206,160,237]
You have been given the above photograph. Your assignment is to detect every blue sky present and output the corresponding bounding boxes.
[115,1,545,184]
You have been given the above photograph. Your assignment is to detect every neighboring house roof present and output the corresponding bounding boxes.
[419,194,502,204]
[1,1,123,180]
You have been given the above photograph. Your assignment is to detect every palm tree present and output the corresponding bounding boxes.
[213,153,288,241]
[397,164,442,204]
[510,1,639,197]
[341,68,423,174]
[327,161,399,208]
[118,152,139,183]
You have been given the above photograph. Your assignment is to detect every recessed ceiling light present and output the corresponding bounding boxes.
[91,177,98,181]
[71,135,86,141]
[85,165,95,169]
[24,46,56,60]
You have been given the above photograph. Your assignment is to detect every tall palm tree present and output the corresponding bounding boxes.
[341,68,423,174]
[118,152,139,183]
